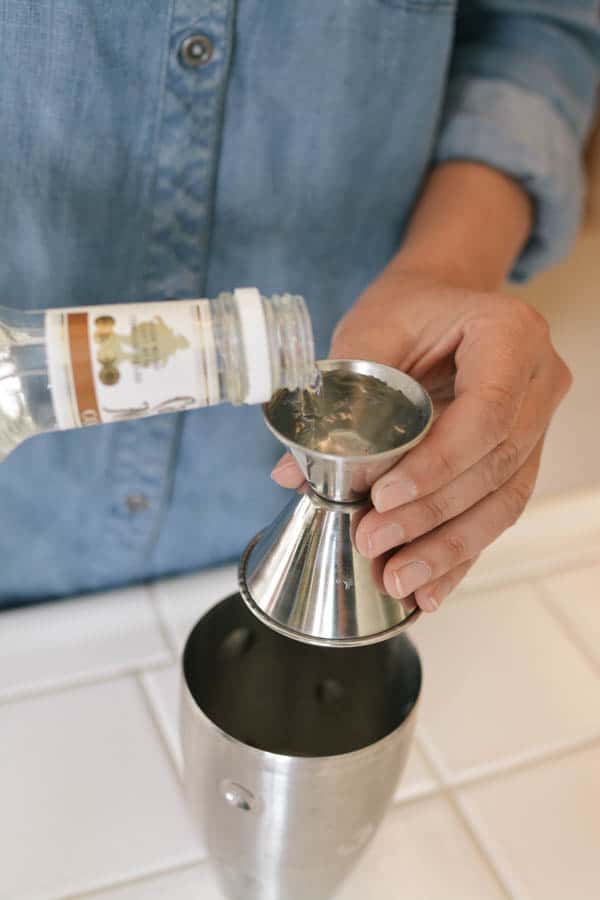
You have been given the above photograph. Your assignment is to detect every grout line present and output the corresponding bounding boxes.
[392,781,439,806]
[416,736,517,899]
[540,555,600,582]
[418,725,600,792]
[135,670,185,786]
[416,728,600,899]
[392,782,440,806]
[535,581,600,679]
[413,728,455,784]
[450,730,600,789]
[451,791,530,900]
[458,545,600,596]
[454,484,600,591]
[0,657,171,708]
[425,567,573,613]
[392,733,442,806]
[387,786,448,814]
[446,791,518,899]
[138,666,184,778]
[49,856,206,900]
[147,582,181,659]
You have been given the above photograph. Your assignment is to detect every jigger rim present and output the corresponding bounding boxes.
[239,531,422,648]
[262,358,434,464]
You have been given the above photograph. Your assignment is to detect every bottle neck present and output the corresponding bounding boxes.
[213,290,316,406]
[263,292,316,395]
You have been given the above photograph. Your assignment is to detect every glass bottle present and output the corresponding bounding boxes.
[0,287,315,460]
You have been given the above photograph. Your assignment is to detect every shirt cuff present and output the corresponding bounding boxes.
[433,77,585,282]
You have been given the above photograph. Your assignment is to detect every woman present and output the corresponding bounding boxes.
[0,1,597,608]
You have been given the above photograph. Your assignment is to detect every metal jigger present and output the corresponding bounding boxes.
[239,359,433,647]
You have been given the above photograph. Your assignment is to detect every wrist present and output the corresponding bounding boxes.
[387,248,496,294]
[389,162,533,294]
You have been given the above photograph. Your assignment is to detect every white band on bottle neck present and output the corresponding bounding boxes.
[234,287,273,404]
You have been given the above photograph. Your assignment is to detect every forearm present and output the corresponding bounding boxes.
[390,161,533,293]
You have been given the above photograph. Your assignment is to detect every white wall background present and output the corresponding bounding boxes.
[513,116,600,500]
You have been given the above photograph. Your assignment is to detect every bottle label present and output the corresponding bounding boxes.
[45,300,220,429]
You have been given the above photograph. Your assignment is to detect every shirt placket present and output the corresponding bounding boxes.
[96,0,235,581]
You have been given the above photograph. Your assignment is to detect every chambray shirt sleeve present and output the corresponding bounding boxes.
[433,1,600,281]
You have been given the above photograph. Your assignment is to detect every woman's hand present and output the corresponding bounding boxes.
[272,265,572,612]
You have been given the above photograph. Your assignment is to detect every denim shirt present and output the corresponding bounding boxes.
[0,1,598,605]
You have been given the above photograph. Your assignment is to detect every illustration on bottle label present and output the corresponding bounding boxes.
[45,300,219,429]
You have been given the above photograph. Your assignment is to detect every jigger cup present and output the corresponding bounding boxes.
[239,360,433,647]
[181,592,422,900]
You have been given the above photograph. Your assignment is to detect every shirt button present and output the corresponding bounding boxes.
[125,493,149,514]
[180,34,214,67]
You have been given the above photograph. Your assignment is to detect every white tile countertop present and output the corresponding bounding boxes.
[1,487,599,900]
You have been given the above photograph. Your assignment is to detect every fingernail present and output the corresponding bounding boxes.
[372,479,418,513]
[361,522,405,558]
[392,561,432,599]
[418,594,439,613]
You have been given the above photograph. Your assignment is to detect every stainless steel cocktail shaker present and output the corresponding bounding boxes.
[181,593,421,900]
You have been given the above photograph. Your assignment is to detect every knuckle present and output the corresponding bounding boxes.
[485,438,521,490]
[480,383,516,443]
[511,299,550,339]
[436,445,457,482]
[502,481,532,527]
[443,533,469,566]
[556,355,574,394]
[420,493,450,531]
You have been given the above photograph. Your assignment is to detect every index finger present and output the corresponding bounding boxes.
[271,452,305,489]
